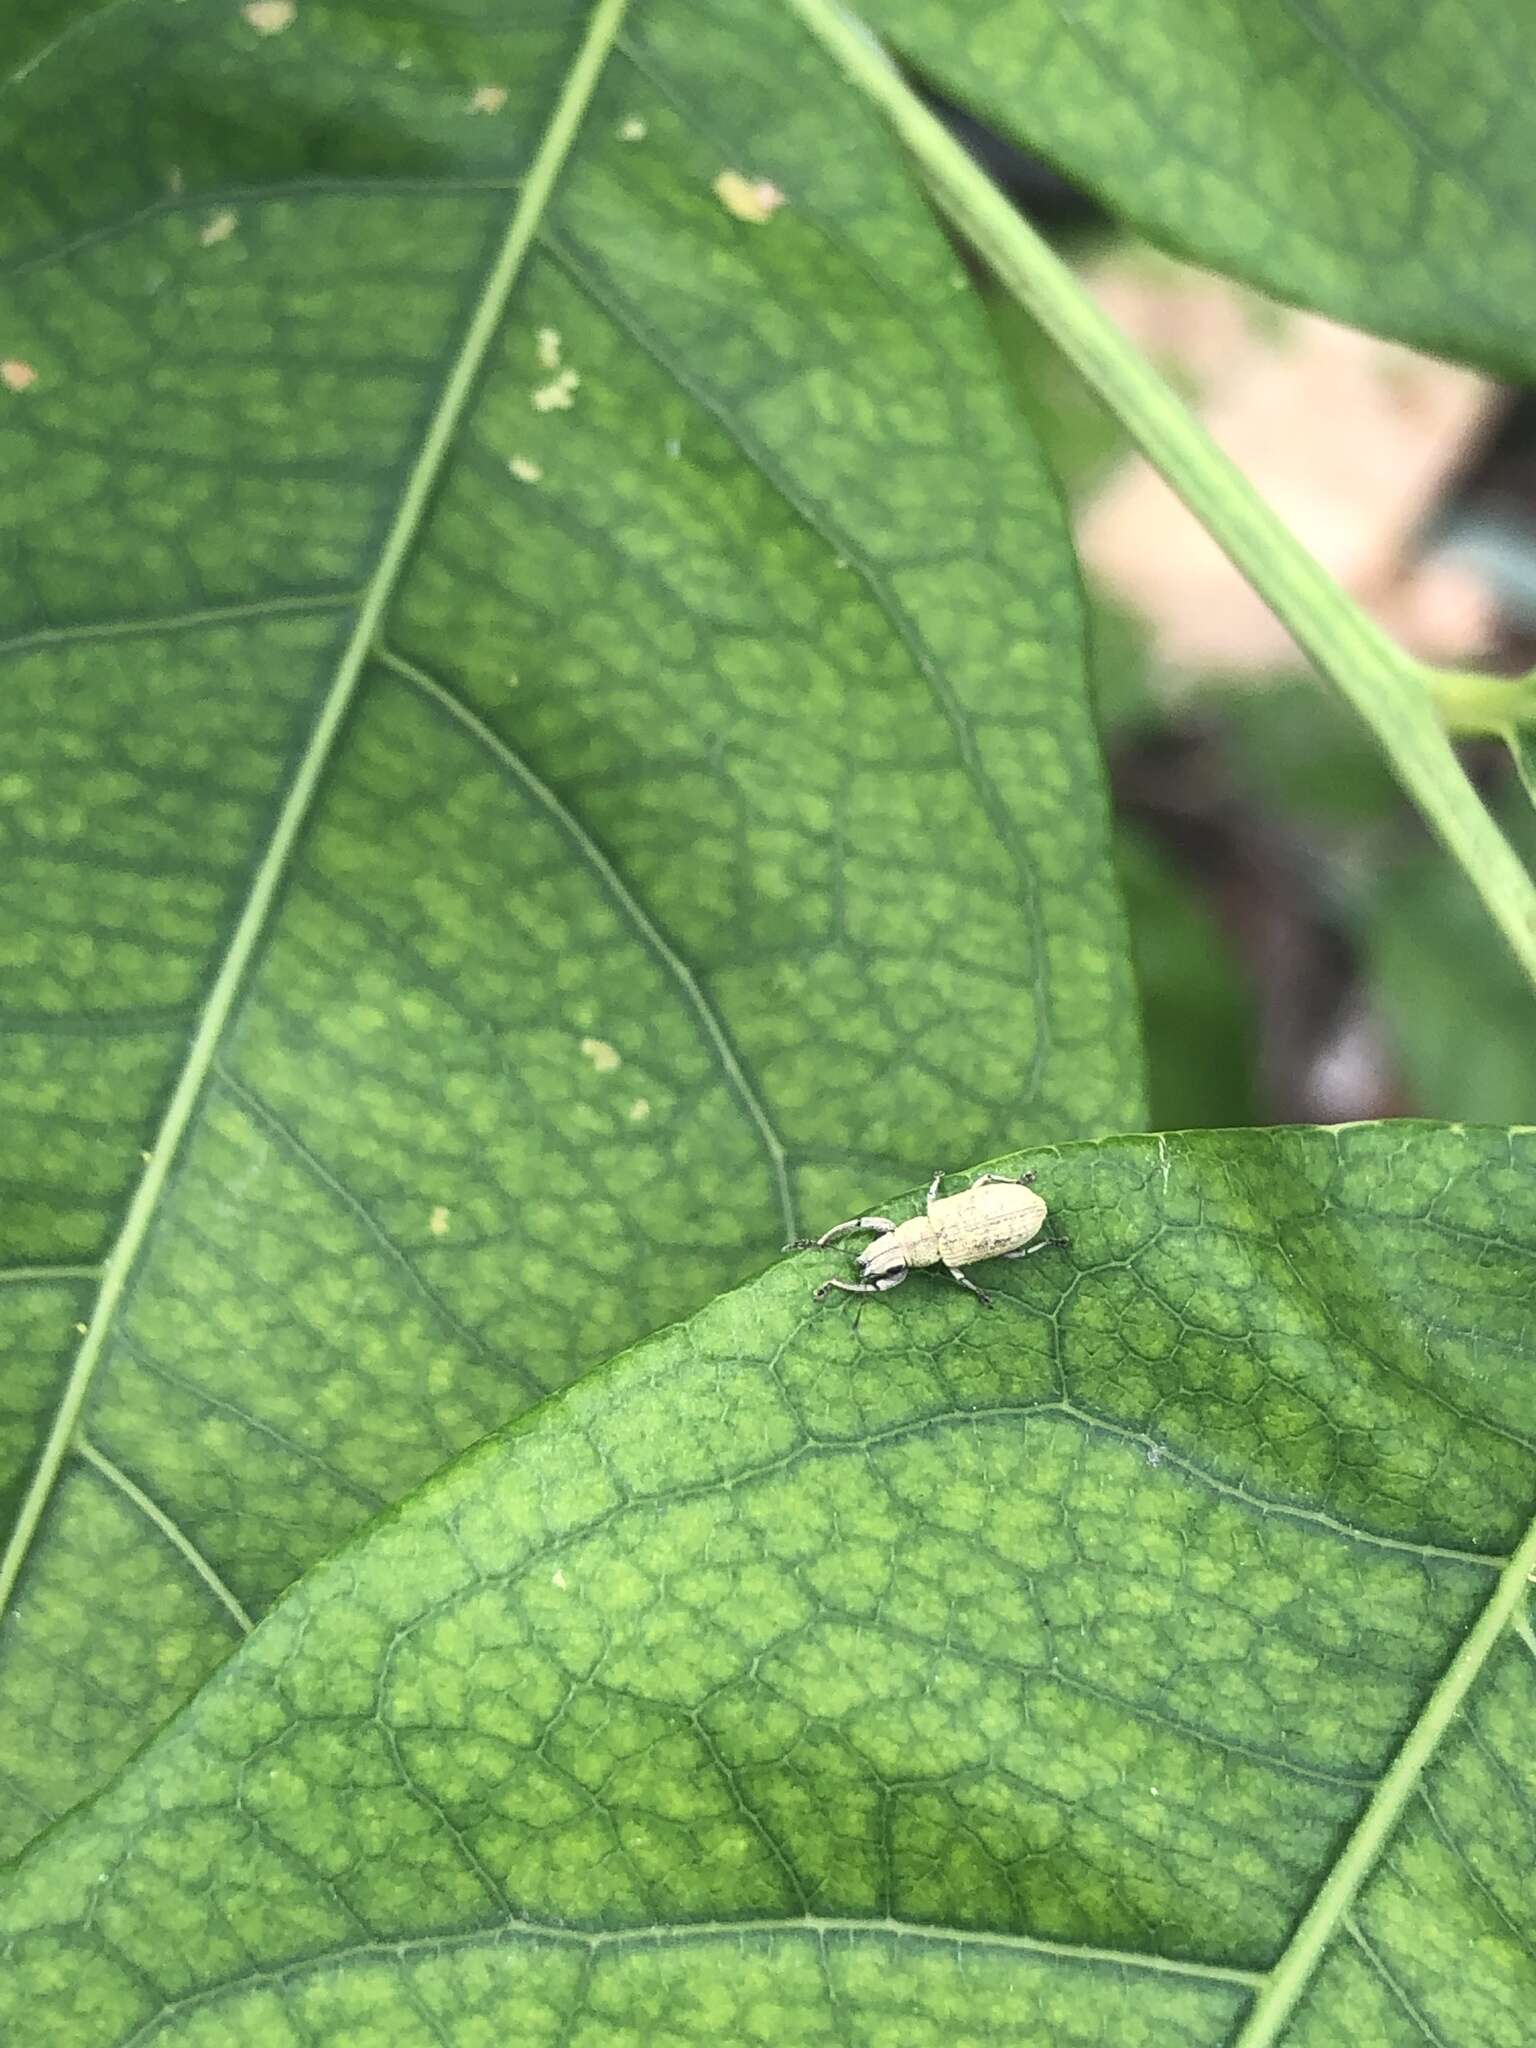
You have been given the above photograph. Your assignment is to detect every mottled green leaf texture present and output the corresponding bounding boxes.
[4,1124,1536,2044]
[0,1,96,83]
[0,0,1140,1863]
[868,0,1536,377]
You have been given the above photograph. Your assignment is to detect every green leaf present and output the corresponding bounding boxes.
[863,0,1536,379]
[0,0,1140,1860]
[982,279,1126,499]
[788,0,1536,1004]
[1115,826,1260,1131]
[3,1123,1534,2044]
[1217,683,1407,836]
[0,1,92,81]
[1370,799,1536,1124]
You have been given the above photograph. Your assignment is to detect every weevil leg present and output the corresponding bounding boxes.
[926,1170,945,1205]
[973,1171,1035,1188]
[1002,1235,1071,1258]
[783,1215,896,1252]
[814,1271,905,1302]
[942,1263,993,1307]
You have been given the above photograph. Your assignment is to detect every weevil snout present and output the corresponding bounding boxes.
[814,1262,905,1301]
[786,1166,1065,1309]
[857,1239,907,1283]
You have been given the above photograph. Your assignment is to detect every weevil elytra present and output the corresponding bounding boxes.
[785,1168,1069,1308]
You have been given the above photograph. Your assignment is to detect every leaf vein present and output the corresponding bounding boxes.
[113,1910,1265,2046]
[0,592,356,664]
[376,643,796,1238]
[0,0,632,1630]
[1233,1508,1536,2042]
[1343,1916,1452,2047]
[0,1263,100,1288]
[73,1436,253,1634]
[536,231,1056,1104]
[211,1064,541,1404]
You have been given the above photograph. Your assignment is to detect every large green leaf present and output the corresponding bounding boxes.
[0,0,1139,1861]
[4,1123,1534,2043]
[866,0,1536,378]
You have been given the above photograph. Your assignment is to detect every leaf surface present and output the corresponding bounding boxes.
[1114,825,1259,1132]
[0,0,1139,1858]
[1369,797,1536,1124]
[864,0,1536,377]
[3,1123,1534,2043]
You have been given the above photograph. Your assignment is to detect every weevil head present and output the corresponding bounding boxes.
[857,1232,908,1288]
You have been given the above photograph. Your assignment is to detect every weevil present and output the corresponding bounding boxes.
[785,1169,1068,1308]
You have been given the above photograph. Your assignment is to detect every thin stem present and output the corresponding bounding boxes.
[783,0,1536,994]
[1428,665,1536,736]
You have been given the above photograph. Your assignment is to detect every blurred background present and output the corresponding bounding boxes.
[936,88,1536,1133]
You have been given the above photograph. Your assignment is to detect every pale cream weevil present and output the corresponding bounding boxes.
[785,1168,1068,1308]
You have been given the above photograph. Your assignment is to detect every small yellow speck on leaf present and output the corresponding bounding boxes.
[1,359,37,392]
[532,367,579,412]
[429,1204,450,1236]
[200,209,238,246]
[551,1567,568,1590]
[508,454,543,483]
[537,326,562,370]
[581,1036,621,1073]
[628,1097,651,1122]
[242,0,296,34]
[619,116,646,142]
[141,1149,153,1163]
[74,1321,88,1335]
[713,170,785,224]
[467,84,507,114]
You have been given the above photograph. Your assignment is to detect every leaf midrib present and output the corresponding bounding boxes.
[0,0,635,1625]
[1234,1509,1536,2042]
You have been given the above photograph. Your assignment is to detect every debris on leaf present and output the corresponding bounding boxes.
[532,368,579,413]
[580,1036,621,1073]
[628,1097,651,1122]
[199,210,238,247]
[508,454,543,483]
[241,0,296,34]
[619,117,646,142]
[713,170,785,224]
[537,327,562,371]
[429,1205,450,1237]
[467,85,507,115]
[1,359,38,392]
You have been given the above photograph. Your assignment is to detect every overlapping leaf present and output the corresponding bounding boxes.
[867,0,1536,377]
[3,1124,1534,2044]
[0,0,1139,1860]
